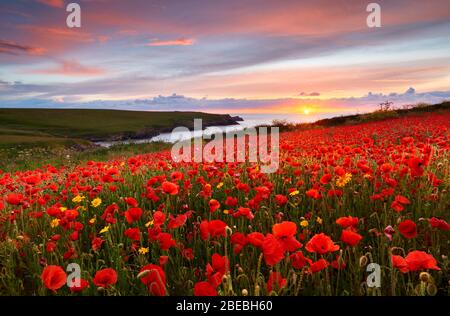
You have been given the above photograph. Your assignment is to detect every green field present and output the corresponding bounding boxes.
[0,108,239,145]
[0,108,239,171]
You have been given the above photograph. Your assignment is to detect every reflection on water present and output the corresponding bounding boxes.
[96,113,335,148]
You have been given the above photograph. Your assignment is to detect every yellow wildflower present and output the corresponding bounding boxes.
[145,220,154,228]
[72,195,85,203]
[77,206,87,212]
[289,190,300,196]
[216,182,224,189]
[89,217,96,224]
[316,217,323,225]
[59,207,67,212]
[336,173,352,187]
[99,225,110,234]
[50,218,60,228]
[138,247,149,255]
[91,197,102,208]
[300,220,309,228]
[223,209,229,215]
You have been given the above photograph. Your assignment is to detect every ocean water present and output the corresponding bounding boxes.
[96,113,335,147]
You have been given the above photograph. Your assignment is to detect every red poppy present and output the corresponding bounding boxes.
[309,259,329,273]
[124,207,143,224]
[5,193,23,205]
[124,197,138,207]
[168,214,187,229]
[206,253,229,288]
[272,221,302,252]
[305,233,340,254]
[340,230,363,247]
[200,219,227,240]
[194,281,217,296]
[232,207,254,220]
[153,210,166,227]
[306,188,321,199]
[157,232,177,250]
[92,237,104,251]
[262,234,285,266]
[266,271,286,293]
[289,251,311,269]
[320,173,332,184]
[209,199,221,213]
[398,220,417,239]
[69,278,89,293]
[139,264,166,296]
[429,217,450,231]
[124,227,141,241]
[392,255,409,273]
[162,181,179,195]
[274,194,288,206]
[405,251,440,271]
[247,232,265,248]
[335,216,358,229]
[41,265,67,292]
[93,268,118,288]
[230,232,248,254]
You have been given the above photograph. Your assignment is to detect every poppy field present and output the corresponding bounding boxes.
[0,112,448,296]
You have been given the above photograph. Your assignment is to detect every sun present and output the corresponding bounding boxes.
[303,107,311,115]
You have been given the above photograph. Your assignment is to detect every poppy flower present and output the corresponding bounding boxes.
[247,232,265,248]
[392,255,409,273]
[398,220,417,239]
[153,211,166,227]
[209,199,220,213]
[124,197,138,207]
[306,188,321,199]
[272,221,302,252]
[274,194,288,206]
[157,232,177,250]
[230,232,248,254]
[194,281,217,296]
[309,259,329,273]
[266,272,286,293]
[405,251,440,271]
[139,264,166,296]
[200,220,227,240]
[5,193,23,205]
[69,278,89,293]
[92,237,104,251]
[320,173,332,184]
[124,207,143,224]
[340,230,363,247]
[429,217,450,231]
[168,214,187,229]
[232,207,254,220]
[162,181,179,195]
[262,234,285,266]
[305,233,340,254]
[124,227,141,241]
[41,265,67,292]
[335,216,358,229]
[289,251,311,269]
[93,268,118,288]
[206,253,229,288]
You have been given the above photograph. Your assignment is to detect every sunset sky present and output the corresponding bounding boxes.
[1,0,450,118]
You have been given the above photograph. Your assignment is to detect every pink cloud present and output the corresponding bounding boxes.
[146,38,195,47]
[36,0,64,8]
[0,40,45,56]
[30,60,105,77]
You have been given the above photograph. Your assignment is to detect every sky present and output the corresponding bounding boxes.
[1,0,450,119]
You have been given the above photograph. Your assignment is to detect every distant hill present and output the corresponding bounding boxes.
[0,108,242,148]
[271,101,450,131]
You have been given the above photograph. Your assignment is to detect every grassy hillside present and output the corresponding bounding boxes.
[0,108,240,145]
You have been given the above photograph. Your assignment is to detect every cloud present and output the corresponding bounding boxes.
[29,60,106,77]
[299,92,320,97]
[146,38,195,47]
[0,40,45,55]
[36,0,64,8]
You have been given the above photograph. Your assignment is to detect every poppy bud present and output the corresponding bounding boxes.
[242,289,248,296]
[255,285,260,296]
[97,287,105,292]
[359,255,368,267]
[419,272,431,283]
[39,257,47,267]
[426,284,437,296]
[137,269,150,279]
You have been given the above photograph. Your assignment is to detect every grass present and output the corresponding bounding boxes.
[0,108,239,142]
